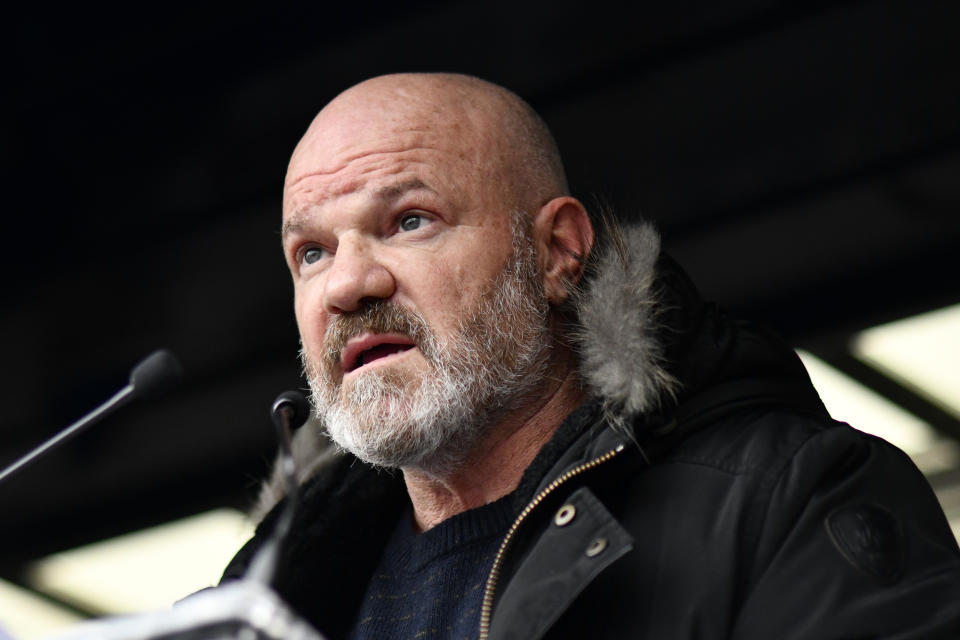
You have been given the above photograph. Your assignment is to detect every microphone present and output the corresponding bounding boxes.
[0,349,183,484]
[271,390,311,434]
[130,349,183,399]
[244,390,311,585]
[270,390,311,504]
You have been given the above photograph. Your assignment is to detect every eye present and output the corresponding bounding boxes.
[398,213,425,232]
[300,246,327,265]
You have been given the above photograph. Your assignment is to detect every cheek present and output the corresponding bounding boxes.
[414,262,471,327]
[418,234,512,320]
[294,286,327,357]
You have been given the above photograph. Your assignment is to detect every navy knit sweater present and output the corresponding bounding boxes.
[347,493,515,640]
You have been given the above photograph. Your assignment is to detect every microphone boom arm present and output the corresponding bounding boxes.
[0,385,135,484]
[0,349,181,486]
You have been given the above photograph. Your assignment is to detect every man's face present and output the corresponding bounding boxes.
[282,91,552,470]
[301,215,552,471]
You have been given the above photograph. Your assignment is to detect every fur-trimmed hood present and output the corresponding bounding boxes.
[573,218,677,425]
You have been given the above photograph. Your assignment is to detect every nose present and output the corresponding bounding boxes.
[322,235,396,314]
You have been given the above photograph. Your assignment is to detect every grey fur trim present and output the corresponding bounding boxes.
[250,415,339,523]
[574,219,677,427]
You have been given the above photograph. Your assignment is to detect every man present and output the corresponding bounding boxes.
[223,73,960,639]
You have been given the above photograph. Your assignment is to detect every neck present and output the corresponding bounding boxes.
[402,353,585,532]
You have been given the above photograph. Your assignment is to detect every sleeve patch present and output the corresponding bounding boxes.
[825,503,904,586]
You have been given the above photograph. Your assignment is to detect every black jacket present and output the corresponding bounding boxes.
[223,222,960,639]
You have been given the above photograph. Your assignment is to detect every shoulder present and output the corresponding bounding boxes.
[659,407,893,487]
[625,407,958,574]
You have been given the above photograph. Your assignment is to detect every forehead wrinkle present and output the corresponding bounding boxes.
[285,167,367,194]
[286,142,441,188]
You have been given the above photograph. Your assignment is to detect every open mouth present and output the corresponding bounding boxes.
[341,334,416,374]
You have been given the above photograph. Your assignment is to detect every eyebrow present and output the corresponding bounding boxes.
[280,215,308,241]
[372,178,435,201]
[281,178,437,240]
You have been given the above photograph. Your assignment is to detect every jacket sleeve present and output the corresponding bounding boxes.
[731,425,960,639]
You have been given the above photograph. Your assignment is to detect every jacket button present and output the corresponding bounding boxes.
[554,504,576,526]
[586,537,608,557]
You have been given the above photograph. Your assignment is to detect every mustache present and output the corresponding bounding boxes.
[321,300,433,379]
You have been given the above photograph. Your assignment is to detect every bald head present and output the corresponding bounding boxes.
[286,73,568,214]
[284,74,596,482]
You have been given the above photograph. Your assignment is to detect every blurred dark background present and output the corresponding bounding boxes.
[3,0,958,596]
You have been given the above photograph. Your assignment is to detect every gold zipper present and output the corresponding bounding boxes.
[477,443,626,640]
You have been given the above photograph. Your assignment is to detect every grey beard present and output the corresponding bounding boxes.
[302,222,552,475]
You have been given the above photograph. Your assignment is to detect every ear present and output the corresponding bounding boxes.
[533,196,595,305]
